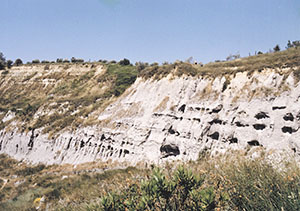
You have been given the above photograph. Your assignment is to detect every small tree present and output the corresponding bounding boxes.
[226,53,240,61]
[286,40,300,49]
[7,60,13,69]
[32,59,40,64]
[273,45,280,52]
[135,62,148,71]
[292,40,300,48]
[286,40,293,49]
[119,58,130,66]
[15,58,23,66]
[0,52,6,70]
[56,58,63,63]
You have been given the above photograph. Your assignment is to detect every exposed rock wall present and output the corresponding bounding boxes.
[1,68,300,165]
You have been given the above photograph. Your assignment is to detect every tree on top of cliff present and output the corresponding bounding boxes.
[273,44,280,52]
[7,60,13,69]
[286,40,300,49]
[119,58,131,66]
[0,52,6,70]
[15,58,23,66]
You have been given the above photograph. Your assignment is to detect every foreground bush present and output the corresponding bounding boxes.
[98,166,215,211]
[215,157,300,210]
[0,152,299,210]
[85,154,300,211]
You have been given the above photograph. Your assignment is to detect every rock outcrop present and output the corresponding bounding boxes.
[1,51,300,165]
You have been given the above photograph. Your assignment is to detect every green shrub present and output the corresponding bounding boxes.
[1,70,9,75]
[56,58,63,63]
[32,59,40,64]
[6,60,13,69]
[0,52,6,70]
[102,64,137,97]
[46,188,61,200]
[287,40,300,49]
[71,57,84,63]
[119,58,130,66]
[16,164,45,176]
[218,159,300,210]
[135,62,148,72]
[274,44,281,52]
[15,58,23,66]
[99,166,214,210]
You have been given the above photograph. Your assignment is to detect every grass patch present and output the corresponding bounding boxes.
[0,152,299,210]
[139,47,300,80]
[0,63,138,135]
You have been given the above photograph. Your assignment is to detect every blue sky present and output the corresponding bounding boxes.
[1,0,299,64]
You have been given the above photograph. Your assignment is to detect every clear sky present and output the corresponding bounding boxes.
[1,0,299,64]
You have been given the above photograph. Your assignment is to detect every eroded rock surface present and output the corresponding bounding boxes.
[1,68,300,165]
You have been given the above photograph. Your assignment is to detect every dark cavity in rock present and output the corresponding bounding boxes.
[248,140,261,146]
[80,140,85,148]
[28,130,35,150]
[283,113,294,121]
[209,119,223,125]
[272,106,286,110]
[255,112,269,119]
[66,137,72,150]
[229,138,238,144]
[281,126,294,134]
[253,124,266,130]
[178,104,186,113]
[193,118,201,122]
[208,132,219,140]
[160,144,180,158]
[210,104,223,114]
[235,122,249,127]
[168,126,176,135]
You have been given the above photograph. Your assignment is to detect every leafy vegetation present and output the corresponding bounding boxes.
[286,40,300,49]
[15,58,23,66]
[0,152,299,210]
[99,167,214,211]
[102,64,137,96]
[0,52,5,70]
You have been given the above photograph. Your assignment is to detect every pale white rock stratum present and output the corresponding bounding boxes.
[1,68,300,165]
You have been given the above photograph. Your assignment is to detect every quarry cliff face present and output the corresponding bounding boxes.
[1,51,300,165]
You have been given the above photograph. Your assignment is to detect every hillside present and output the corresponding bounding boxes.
[0,48,300,165]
